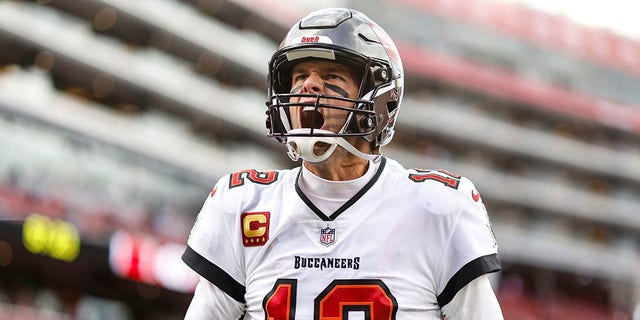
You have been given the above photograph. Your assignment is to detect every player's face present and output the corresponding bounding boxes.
[288,60,360,133]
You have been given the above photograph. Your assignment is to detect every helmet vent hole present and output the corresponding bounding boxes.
[387,101,398,113]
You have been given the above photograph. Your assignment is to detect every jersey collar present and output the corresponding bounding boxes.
[295,157,387,221]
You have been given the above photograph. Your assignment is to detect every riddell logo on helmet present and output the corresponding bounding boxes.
[301,36,320,43]
[293,36,333,45]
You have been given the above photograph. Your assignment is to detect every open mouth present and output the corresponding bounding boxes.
[300,106,324,129]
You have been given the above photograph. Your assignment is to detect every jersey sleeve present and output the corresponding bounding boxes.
[435,177,501,308]
[440,275,504,319]
[185,277,246,320]
[182,176,247,304]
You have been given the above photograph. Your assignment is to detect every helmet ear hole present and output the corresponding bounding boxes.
[372,67,389,82]
[360,114,376,130]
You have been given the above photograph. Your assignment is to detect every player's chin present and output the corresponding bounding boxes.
[313,142,332,156]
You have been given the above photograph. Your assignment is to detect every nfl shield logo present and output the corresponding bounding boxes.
[320,226,336,246]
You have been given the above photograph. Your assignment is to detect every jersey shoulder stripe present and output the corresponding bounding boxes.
[182,245,246,303]
[436,253,501,307]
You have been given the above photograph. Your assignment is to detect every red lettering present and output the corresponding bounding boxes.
[229,169,279,188]
[301,36,320,43]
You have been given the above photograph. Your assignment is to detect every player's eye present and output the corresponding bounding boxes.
[293,74,307,82]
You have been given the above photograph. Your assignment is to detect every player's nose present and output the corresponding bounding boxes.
[302,72,323,94]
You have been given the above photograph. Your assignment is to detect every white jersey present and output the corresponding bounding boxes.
[183,157,500,319]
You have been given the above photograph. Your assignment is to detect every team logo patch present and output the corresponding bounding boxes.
[320,226,336,247]
[241,212,270,247]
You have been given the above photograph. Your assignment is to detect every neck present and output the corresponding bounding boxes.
[303,151,369,181]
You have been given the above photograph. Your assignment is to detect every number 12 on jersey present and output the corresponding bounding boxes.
[263,279,398,320]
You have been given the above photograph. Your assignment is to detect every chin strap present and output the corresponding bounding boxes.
[286,129,380,163]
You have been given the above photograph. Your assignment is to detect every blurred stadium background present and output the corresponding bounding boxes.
[0,0,639,319]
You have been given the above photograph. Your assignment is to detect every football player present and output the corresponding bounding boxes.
[183,8,503,319]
